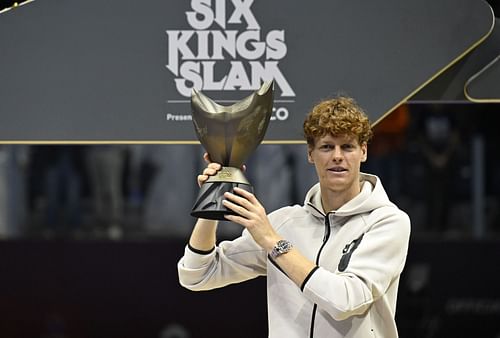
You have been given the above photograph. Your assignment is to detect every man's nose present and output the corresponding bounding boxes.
[332,147,343,161]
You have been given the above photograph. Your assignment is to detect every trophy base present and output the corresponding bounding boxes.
[190,181,253,221]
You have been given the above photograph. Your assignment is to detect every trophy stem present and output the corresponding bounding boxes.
[206,167,249,184]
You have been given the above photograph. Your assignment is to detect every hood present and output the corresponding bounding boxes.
[304,173,395,217]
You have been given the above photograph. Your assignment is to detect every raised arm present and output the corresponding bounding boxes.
[187,157,222,253]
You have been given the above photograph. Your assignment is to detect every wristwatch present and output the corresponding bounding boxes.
[270,239,293,259]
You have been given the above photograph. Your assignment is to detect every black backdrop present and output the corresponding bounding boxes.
[1,239,500,338]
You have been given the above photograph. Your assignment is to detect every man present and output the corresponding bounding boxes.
[177,96,411,337]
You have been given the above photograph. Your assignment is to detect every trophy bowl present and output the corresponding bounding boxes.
[190,80,274,220]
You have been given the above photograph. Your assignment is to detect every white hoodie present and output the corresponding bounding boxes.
[178,174,411,338]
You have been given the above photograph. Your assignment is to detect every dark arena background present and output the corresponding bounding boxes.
[1,1,500,337]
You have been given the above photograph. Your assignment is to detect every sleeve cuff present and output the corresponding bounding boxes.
[182,244,217,269]
[300,266,319,291]
[188,243,215,255]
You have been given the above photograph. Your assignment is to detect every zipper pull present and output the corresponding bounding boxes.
[343,241,355,254]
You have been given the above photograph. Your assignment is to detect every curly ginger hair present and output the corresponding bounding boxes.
[303,96,373,146]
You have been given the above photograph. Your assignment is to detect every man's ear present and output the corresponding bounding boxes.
[361,143,368,162]
[307,146,314,164]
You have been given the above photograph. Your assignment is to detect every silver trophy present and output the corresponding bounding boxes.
[190,81,274,220]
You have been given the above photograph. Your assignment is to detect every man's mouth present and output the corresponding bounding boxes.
[328,167,347,172]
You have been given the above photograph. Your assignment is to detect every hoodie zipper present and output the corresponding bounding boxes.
[309,214,332,338]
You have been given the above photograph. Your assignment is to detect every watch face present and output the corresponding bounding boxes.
[271,240,292,258]
[277,240,291,253]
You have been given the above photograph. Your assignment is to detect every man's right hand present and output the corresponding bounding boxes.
[197,162,222,187]
[197,153,222,187]
[196,152,246,187]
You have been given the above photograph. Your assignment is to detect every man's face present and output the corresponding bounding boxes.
[307,133,367,196]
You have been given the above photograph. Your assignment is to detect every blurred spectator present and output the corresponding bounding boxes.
[246,145,294,212]
[125,145,148,211]
[27,145,86,237]
[0,145,28,238]
[85,145,127,239]
[417,105,460,233]
[142,145,199,238]
[247,144,317,209]
[364,104,410,200]
[475,103,500,235]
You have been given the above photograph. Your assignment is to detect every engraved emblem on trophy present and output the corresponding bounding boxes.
[190,80,274,220]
